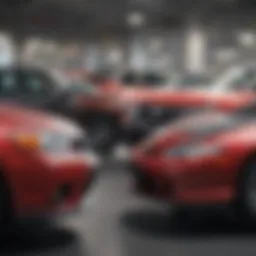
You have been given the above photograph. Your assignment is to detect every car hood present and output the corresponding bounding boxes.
[166,111,241,135]
[140,110,255,151]
[119,87,255,110]
[0,102,83,135]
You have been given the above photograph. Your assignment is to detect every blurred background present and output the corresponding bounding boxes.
[1,0,256,76]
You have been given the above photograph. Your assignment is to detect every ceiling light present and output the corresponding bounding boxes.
[127,11,146,28]
[185,26,207,74]
[237,31,256,48]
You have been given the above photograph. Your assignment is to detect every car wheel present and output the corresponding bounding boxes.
[235,157,256,226]
[168,206,190,225]
[0,174,14,230]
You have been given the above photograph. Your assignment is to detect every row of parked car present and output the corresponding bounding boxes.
[94,64,256,225]
[1,63,256,227]
[61,65,256,148]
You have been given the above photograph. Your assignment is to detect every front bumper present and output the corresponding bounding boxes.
[130,163,174,201]
[8,153,98,218]
[130,154,238,205]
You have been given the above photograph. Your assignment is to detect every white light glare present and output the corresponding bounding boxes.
[127,11,146,28]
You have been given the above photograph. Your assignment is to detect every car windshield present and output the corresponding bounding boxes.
[170,74,210,89]
[159,74,211,91]
[209,66,256,92]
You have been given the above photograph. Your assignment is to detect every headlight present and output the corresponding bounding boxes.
[41,132,76,152]
[13,131,86,153]
[166,144,221,158]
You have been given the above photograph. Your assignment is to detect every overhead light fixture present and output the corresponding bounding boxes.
[185,26,207,74]
[237,31,256,48]
[0,32,16,67]
[126,11,146,28]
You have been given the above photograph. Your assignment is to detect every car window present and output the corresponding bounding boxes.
[142,73,166,85]
[121,73,138,84]
[179,75,210,86]
[231,69,256,90]
[0,70,20,97]
[19,70,56,96]
[211,67,256,92]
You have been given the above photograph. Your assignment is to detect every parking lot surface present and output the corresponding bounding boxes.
[2,161,256,256]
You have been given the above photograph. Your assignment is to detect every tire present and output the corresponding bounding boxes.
[168,205,205,230]
[168,205,195,229]
[235,157,256,226]
[0,174,14,230]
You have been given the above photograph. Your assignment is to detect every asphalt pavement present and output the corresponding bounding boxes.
[2,160,256,256]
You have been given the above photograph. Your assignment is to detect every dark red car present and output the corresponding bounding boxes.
[0,102,99,224]
[129,102,256,223]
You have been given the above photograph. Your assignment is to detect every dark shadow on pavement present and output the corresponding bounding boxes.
[121,207,256,239]
[0,218,88,255]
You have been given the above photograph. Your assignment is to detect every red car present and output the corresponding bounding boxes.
[129,103,256,223]
[0,102,98,224]
[0,66,126,153]
[120,65,256,144]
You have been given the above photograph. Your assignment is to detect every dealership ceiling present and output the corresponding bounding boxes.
[0,0,256,40]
